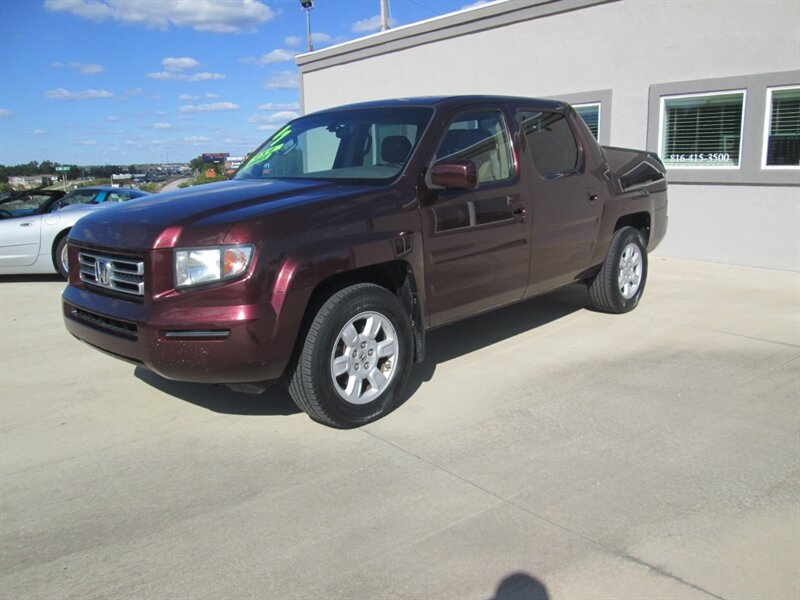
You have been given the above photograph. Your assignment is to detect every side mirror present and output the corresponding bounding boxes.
[430,159,478,190]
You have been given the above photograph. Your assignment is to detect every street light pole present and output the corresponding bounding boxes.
[380,0,390,31]
[300,0,314,52]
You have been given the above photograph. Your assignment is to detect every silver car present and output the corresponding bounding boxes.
[0,187,149,278]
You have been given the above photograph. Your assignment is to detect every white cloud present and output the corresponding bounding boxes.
[54,61,104,74]
[34,129,48,135]
[153,122,173,129]
[257,102,300,111]
[124,87,143,97]
[312,32,332,44]
[106,115,120,121]
[284,35,301,47]
[155,110,167,115]
[184,135,210,142]
[249,110,299,124]
[147,71,225,81]
[163,57,200,72]
[45,88,114,100]
[179,94,198,100]
[264,70,298,90]
[206,93,220,99]
[256,124,279,132]
[179,102,240,113]
[241,48,295,65]
[69,61,104,74]
[351,15,395,33]
[44,0,275,34]
[0,108,12,117]
[80,139,98,145]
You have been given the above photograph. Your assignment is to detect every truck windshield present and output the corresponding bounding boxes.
[234,107,433,183]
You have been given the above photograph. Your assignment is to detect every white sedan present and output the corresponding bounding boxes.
[0,186,149,278]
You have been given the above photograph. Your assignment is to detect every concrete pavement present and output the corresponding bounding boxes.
[1,258,798,599]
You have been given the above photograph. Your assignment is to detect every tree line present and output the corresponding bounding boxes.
[0,161,168,181]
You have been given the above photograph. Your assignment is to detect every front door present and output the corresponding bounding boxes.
[421,108,531,327]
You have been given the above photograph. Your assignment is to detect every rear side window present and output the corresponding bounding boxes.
[521,111,579,175]
[105,191,130,203]
[435,110,514,184]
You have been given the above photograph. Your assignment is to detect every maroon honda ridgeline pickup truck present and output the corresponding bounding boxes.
[63,96,668,427]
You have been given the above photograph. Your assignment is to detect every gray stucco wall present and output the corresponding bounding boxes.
[298,0,800,271]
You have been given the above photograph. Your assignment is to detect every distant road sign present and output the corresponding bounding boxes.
[55,166,71,172]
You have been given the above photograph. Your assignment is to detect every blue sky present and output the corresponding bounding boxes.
[0,0,491,166]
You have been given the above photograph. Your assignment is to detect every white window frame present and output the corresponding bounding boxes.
[573,102,601,141]
[658,89,747,170]
[761,84,800,170]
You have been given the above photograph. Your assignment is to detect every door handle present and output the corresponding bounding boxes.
[20,222,33,227]
[588,194,599,202]
[513,206,527,216]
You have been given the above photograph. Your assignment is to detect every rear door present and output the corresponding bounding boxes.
[519,108,603,295]
[420,106,531,327]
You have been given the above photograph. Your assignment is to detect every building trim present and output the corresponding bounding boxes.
[296,0,618,75]
[647,71,800,186]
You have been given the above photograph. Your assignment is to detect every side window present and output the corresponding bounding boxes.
[660,91,744,168]
[105,191,129,203]
[521,111,579,176]
[435,110,514,184]
[1,193,50,215]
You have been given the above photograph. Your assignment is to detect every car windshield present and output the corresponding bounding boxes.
[60,189,102,207]
[234,107,433,183]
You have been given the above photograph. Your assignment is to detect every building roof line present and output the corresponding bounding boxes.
[295,0,618,74]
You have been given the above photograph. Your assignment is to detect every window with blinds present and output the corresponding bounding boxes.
[660,91,745,168]
[574,103,600,140]
[764,86,800,167]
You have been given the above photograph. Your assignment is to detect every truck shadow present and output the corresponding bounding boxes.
[134,369,302,416]
[134,283,590,418]
[402,283,590,404]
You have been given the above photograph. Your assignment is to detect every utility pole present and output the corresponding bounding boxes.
[380,0,390,31]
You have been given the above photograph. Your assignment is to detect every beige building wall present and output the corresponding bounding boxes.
[298,0,800,271]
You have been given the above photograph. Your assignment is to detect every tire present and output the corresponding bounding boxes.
[588,226,648,314]
[288,283,414,428]
[54,234,70,280]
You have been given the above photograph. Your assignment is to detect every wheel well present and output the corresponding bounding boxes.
[300,260,425,363]
[307,261,410,308]
[614,212,651,244]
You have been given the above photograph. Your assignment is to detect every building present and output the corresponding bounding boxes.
[296,0,800,271]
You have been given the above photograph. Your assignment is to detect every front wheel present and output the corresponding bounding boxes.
[54,235,70,280]
[588,226,648,313]
[288,283,414,428]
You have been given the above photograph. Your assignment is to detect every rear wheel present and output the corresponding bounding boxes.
[288,283,413,428]
[588,226,648,313]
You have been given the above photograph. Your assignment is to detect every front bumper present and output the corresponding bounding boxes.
[62,284,291,384]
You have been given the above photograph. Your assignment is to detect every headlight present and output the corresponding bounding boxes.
[175,244,254,288]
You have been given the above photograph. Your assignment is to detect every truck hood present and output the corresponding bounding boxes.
[69,178,344,249]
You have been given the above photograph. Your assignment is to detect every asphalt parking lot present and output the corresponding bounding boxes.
[1,257,798,600]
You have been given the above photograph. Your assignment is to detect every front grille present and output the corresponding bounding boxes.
[79,251,145,297]
[72,307,138,339]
